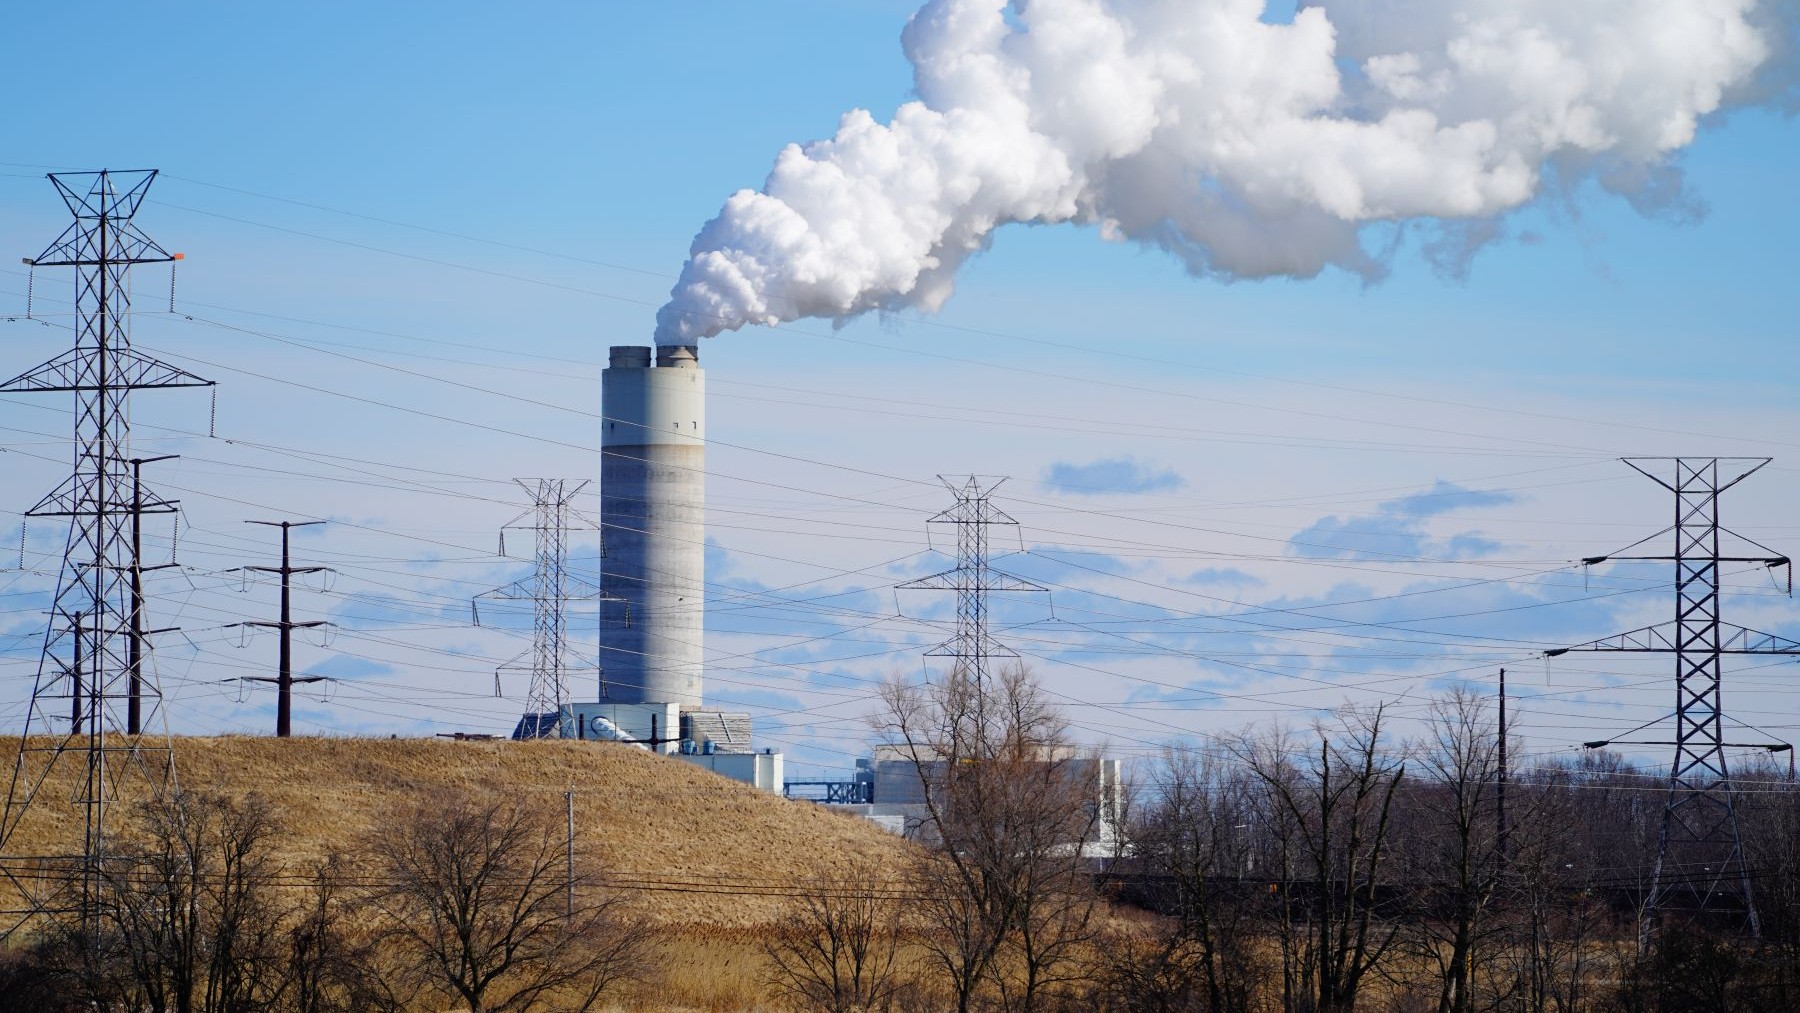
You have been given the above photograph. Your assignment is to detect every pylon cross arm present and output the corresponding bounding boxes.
[476,579,537,602]
[898,568,1048,593]
[1720,625,1800,653]
[923,641,1020,659]
[0,348,212,394]
[1546,620,1800,656]
[30,228,171,266]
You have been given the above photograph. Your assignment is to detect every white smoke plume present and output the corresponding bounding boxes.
[655,0,1790,344]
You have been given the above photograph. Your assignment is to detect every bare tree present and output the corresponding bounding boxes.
[876,664,1103,1013]
[87,789,288,1013]
[1495,766,1607,1013]
[0,935,86,1012]
[285,854,404,1013]
[763,858,905,1013]
[1236,706,1405,1013]
[992,668,1104,1013]
[24,791,401,1013]
[882,670,1011,1013]
[1124,744,1263,1013]
[1403,687,1508,1013]
[364,791,648,1013]
[1741,754,1800,1005]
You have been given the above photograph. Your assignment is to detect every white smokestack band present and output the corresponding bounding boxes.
[655,0,1784,344]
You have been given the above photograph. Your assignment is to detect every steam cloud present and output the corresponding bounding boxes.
[655,0,1789,344]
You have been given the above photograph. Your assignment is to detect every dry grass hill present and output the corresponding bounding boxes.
[0,735,915,930]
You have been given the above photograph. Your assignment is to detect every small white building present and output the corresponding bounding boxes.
[556,701,785,794]
[678,748,784,793]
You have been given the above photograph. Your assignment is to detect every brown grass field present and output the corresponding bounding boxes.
[1,737,1606,1011]
[0,735,921,1009]
[0,735,916,927]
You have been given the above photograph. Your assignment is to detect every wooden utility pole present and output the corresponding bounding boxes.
[236,520,329,737]
[69,612,84,732]
[126,454,180,735]
[565,787,576,919]
[1497,667,1508,865]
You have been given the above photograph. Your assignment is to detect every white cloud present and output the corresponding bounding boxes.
[1043,456,1185,495]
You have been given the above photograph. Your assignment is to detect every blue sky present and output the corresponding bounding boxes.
[2,3,1799,778]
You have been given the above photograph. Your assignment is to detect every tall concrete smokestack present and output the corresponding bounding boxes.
[599,344,704,708]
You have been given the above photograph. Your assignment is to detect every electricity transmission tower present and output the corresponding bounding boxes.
[899,476,1046,691]
[230,520,331,737]
[0,171,211,926]
[1548,457,1799,939]
[473,480,609,739]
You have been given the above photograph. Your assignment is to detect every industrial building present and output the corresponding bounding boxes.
[790,745,1127,852]
[535,342,787,790]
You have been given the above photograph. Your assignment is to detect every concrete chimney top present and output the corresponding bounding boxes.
[655,344,700,368]
[609,346,652,369]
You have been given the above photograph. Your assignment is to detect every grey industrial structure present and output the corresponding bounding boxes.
[564,341,1125,822]
[542,343,782,791]
[599,343,706,708]
[793,745,1126,850]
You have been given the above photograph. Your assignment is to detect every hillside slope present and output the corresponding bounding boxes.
[0,735,913,927]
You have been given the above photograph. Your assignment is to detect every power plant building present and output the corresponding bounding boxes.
[804,745,1126,850]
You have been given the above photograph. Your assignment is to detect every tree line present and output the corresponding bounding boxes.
[765,670,1800,1013]
[5,667,1799,1013]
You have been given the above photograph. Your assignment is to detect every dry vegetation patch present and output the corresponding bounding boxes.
[0,735,917,929]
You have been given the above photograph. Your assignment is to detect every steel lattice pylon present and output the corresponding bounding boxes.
[473,480,614,739]
[0,171,212,928]
[899,476,1046,691]
[1549,457,1800,939]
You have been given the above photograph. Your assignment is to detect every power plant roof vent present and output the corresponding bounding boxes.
[656,344,699,368]
[609,346,652,368]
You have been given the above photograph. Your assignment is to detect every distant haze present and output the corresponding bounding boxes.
[655,0,1790,344]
